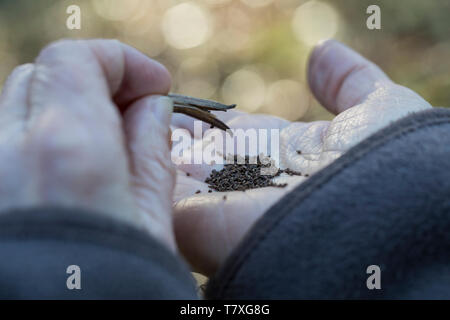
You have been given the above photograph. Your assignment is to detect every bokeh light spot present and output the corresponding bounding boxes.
[162,2,211,50]
[93,0,144,21]
[265,80,310,120]
[176,58,219,98]
[201,0,232,6]
[292,1,339,46]
[241,0,274,8]
[221,69,266,112]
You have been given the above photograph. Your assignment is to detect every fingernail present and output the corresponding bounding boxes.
[152,96,173,125]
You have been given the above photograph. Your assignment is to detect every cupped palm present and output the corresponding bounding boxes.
[171,41,431,275]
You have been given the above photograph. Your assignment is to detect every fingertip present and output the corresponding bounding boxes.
[1,63,35,98]
[307,40,390,114]
[114,43,172,107]
[0,63,35,120]
[85,39,172,107]
[307,40,350,100]
[308,39,337,68]
[151,96,174,128]
[124,95,164,134]
[149,58,172,94]
[124,96,175,161]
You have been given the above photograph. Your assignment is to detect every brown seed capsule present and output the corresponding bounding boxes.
[169,94,236,131]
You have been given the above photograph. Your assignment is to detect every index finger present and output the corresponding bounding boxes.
[22,39,171,126]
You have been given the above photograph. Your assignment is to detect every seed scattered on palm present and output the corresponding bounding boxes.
[170,96,306,192]
[205,155,302,192]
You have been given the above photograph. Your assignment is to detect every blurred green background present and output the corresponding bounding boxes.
[0,0,449,121]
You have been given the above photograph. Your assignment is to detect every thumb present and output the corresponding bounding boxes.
[308,40,391,114]
[124,95,176,251]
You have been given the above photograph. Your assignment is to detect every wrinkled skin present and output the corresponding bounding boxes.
[171,40,431,275]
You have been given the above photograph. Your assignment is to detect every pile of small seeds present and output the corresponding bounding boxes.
[205,155,302,192]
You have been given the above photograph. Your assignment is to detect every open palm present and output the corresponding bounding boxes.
[171,41,431,275]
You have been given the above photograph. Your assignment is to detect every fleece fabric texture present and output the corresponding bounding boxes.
[0,208,197,299]
[206,107,450,299]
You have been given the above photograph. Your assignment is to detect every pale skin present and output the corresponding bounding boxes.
[0,39,431,276]
[0,39,176,250]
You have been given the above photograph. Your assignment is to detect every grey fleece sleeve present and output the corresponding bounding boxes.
[0,208,197,299]
[206,108,450,299]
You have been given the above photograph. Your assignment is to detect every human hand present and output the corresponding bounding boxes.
[0,39,177,250]
[172,40,432,275]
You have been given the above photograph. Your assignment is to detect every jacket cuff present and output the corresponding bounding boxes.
[0,207,197,299]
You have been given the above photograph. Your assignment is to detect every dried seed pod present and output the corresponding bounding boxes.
[169,94,236,131]
[169,94,236,111]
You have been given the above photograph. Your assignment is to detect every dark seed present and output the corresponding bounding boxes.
[296,150,302,155]
[284,168,302,176]
[195,190,201,194]
[204,155,298,192]
[186,172,191,176]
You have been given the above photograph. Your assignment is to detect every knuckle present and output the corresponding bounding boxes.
[11,63,34,75]
[333,63,370,99]
[30,118,123,180]
[38,39,91,64]
[39,39,78,57]
[1,63,34,100]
